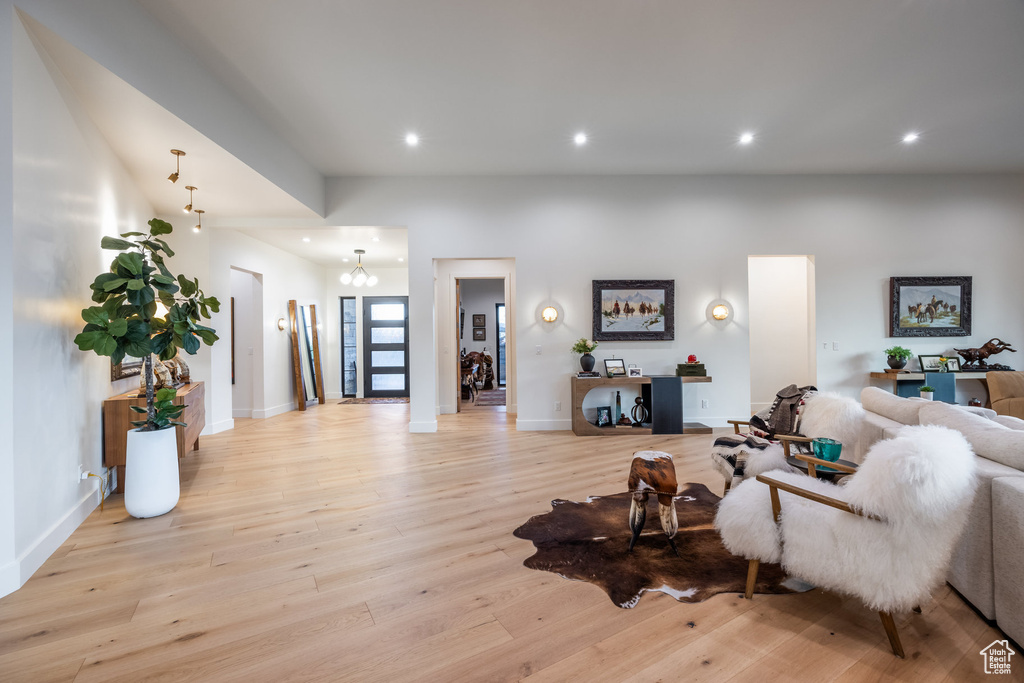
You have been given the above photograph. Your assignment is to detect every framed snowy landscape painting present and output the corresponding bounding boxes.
[889,275,972,337]
[592,279,675,341]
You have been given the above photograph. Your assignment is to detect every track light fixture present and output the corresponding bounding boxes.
[192,209,204,233]
[167,149,185,183]
[339,249,378,287]
[183,186,197,213]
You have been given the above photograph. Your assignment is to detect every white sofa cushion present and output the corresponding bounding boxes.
[920,402,1024,471]
[861,386,927,426]
[993,414,1024,431]
[993,477,1024,644]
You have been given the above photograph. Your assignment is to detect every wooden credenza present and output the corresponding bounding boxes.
[103,382,205,492]
[570,375,712,436]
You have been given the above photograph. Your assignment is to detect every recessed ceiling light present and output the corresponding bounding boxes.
[738,132,755,145]
[371,236,380,242]
[342,258,350,263]
[405,132,419,147]
[902,131,920,144]
[398,257,404,262]
[573,132,588,146]
[302,237,311,243]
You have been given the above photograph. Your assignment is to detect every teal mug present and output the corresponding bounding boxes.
[811,437,843,462]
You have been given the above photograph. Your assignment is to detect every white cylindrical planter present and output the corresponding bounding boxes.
[920,392,934,401]
[124,427,180,518]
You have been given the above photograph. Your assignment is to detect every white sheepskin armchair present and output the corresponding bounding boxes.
[715,424,977,657]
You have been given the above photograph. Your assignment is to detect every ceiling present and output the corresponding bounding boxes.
[233,226,408,269]
[136,0,1024,176]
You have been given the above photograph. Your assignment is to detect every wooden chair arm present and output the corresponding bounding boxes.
[755,473,885,523]
[774,433,812,458]
[793,453,858,475]
[727,419,753,434]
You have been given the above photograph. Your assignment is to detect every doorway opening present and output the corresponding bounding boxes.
[456,278,505,410]
[747,255,816,414]
[229,267,264,420]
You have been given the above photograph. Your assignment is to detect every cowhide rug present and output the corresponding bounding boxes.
[513,482,809,608]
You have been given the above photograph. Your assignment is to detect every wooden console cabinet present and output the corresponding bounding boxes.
[570,375,712,436]
[103,382,205,492]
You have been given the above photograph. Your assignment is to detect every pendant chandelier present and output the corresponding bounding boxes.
[340,249,378,287]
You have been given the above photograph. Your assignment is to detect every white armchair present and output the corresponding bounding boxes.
[715,424,977,657]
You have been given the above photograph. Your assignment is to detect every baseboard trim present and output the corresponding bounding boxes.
[208,418,234,435]
[326,391,342,400]
[515,418,572,431]
[1,486,103,598]
[232,409,253,419]
[253,403,295,420]
[409,420,438,433]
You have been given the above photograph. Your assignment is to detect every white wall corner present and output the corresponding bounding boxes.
[409,420,438,433]
[206,418,235,435]
[253,402,296,420]
[232,409,253,419]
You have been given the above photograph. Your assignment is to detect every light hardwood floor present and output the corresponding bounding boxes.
[0,404,1004,682]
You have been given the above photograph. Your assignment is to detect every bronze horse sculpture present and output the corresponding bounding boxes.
[955,338,1017,369]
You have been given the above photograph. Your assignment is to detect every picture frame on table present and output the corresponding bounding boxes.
[945,357,962,372]
[472,314,486,327]
[627,366,643,378]
[918,355,946,372]
[889,276,972,337]
[472,327,486,341]
[595,406,612,427]
[604,358,626,377]
[592,279,674,341]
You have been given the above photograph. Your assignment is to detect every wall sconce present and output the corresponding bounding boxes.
[277,317,286,331]
[707,299,733,325]
[167,149,185,183]
[541,306,558,323]
[183,186,197,213]
[192,209,204,233]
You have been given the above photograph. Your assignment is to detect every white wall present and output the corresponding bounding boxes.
[749,256,816,413]
[4,15,152,594]
[208,229,323,423]
[321,266,408,399]
[459,278,504,356]
[326,174,1024,431]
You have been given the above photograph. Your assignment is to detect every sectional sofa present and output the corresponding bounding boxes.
[859,386,1024,644]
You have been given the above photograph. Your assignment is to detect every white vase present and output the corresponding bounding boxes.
[124,427,180,518]
[920,392,934,401]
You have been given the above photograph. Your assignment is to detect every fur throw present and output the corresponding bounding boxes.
[798,391,865,456]
[715,424,977,612]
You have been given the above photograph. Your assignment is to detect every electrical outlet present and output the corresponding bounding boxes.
[701,399,709,409]
[535,345,542,355]
[554,401,561,412]
[78,464,85,482]
[832,341,839,351]
[822,342,828,350]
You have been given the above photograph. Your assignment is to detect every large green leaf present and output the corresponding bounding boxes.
[94,334,117,357]
[178,275,197,297]
[106,318,128,337]
[116,252,143,275]
[129,405,147,414]
[148,218,173,236]
[102,278,129,292]
[91,272,123,291]
[155,387,178,402]
[153,238,175,257]
[205,296,222,313]
[110,345,126,366]
[126,279,145,291]
[125,319,150,342]
[120,231,146,237]
[150,330,174,356]
[194,329,218,345]
[125,341,151,358]
[74,330,105,351]
[182,331,200,354]
[81,307,108,326]
[100,236,136,251]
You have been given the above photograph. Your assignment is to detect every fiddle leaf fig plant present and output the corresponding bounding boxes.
[74,218,219,431]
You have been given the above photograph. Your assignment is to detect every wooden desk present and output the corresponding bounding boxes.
[570,375,712,436]
[103,382,205,492]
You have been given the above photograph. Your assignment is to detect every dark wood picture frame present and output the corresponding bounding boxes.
[592,279,675,341]
[473,327,486,341]
[472,314,486,327]
[890,276,972,338]
[111,357,144,381]
[918,354,945,372]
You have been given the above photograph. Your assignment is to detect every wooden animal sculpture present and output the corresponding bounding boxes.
[955,338,1017,368]
[627,451,679,556]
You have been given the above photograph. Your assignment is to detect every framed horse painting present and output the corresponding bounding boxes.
[889,276,972,337]
[592,280,674,341]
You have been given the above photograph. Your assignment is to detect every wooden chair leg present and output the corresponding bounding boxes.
[723,479,732,495]
[912,605,922,614]
[879,611,905,658]
[744,559,760,599]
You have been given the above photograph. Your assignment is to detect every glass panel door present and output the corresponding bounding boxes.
[495,303,506,385]
[341,297,357,397]
[363,296,409,398]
